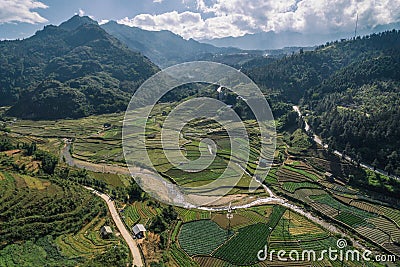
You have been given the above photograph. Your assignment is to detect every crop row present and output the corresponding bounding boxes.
[175,207,211,222]
[282,182,320,193]
[0,172,102,244]
[178,220,228,256]
[212,223,270,265]
[282,165,320,181]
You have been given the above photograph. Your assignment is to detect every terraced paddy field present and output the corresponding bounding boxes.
[173,204,386,266]
[262,157,400,264]
[5,105,400,266]
[121,200,162,228]
[10,113,124,138]
[0,171,126,266]
[55,215,122,258]
[10,105,272,199]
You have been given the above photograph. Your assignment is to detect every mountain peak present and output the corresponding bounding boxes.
[59,15,98,31]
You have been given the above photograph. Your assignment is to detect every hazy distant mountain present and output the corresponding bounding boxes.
[3,15,158,119]
[101,21,241,68]
[202,22,400,50]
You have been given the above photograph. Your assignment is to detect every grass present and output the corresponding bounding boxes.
[169,244,199,267]
[171,221,182,242]
[88,171,130,188]
[211,205,285,265]
[0,238,76,267]
[10,113,123,138]
[176,208,211,222]
[19,174,49,190]
[0,170,117,266]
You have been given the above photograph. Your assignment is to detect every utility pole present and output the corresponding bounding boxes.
[354,13,359,39]
[226,202,233,239]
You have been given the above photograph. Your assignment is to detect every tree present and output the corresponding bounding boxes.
[34,150,58,174]
[161,206,178,223]
[127,181,143,202]
[372,159,379,171]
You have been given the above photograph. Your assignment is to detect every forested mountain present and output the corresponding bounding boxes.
[245,30,400,175]
[1,15,158,119]
[101,21,241,68]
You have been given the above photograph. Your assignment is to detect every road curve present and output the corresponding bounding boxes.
[293,106,400,181]
[63,139,369,253]
[84,186,143,267]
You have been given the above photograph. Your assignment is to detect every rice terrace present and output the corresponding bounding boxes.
[0,5,400,267]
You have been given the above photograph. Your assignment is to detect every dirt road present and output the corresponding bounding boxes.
[85,186,143,267]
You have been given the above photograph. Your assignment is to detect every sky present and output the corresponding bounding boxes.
[0,0,400,40]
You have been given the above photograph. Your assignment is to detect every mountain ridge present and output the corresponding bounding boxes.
[203,22,400,50]
[101,21,242,67]
[2,15,159,119]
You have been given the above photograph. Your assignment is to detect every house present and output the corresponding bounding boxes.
[132,224,146,239]
[100,226,113,238]
[325,172,334,182]
[146,133,156,139]
[259,158,270,168]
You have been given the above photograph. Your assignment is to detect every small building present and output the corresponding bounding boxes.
[132,224,146,239]
[259,158,269,168]
[100,226,113,238]
[146,133,156,139]
[325,172,334,182]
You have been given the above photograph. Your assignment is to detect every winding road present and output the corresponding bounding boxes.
[293,106,400,181]
[61,142,142,266]
[62,137,369,254]
[84,186,143,267]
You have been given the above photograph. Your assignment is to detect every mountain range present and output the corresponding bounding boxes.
[101,21,242,68]
[203,22,400,50]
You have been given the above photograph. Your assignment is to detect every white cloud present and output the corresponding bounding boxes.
[118,11,251,39]
[197,0,400,33]
[118,0,400,39]
[153,0,163,3]
[0,0,48,24]
[78,8,85,17]
[99,19,110,25]
[75,8,95,20]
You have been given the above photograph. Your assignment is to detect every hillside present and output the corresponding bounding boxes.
[245,30,400,175]
[101,21,241,67]
[1,15,158,119]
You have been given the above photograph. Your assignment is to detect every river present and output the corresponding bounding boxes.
[61,138,369,251]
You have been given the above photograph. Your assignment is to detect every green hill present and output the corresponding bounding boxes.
[1,15,158,119]
[245,30,400,176]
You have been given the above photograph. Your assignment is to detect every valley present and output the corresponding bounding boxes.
[0,14,399,267]
[1,101,399,266]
